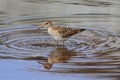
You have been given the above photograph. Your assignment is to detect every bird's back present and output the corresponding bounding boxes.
[48,26,85,38]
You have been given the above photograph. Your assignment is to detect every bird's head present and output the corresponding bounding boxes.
[43,63,53,70]
[37,20,53,30]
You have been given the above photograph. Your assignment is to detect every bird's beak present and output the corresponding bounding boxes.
[37,27,41,30]
[37,25,42,30]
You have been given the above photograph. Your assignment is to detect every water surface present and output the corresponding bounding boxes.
[0,0,120,80]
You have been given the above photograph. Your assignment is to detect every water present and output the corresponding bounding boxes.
[0,0,120,80]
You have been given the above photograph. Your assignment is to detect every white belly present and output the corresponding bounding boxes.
[53,36,66,41]
[48,27,66,41]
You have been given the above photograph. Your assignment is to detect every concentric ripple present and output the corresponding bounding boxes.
[0,25,120,59]
[0,26,58,57]
[0,24,120,80]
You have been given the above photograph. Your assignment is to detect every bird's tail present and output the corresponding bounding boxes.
[80,29,86,32]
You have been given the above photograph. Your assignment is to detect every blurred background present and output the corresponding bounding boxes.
[0,0,120,33]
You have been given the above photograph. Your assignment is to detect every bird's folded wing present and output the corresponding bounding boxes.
[56,27,81,38]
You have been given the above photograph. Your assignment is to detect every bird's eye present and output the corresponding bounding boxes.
[45,23,48,25]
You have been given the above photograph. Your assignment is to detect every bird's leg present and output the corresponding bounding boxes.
[55,40,59,47]
[57,41,59,46]
[62,41,64,45]
[62,40,65,48]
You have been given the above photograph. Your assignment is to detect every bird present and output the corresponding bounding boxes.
[37,20,86,46]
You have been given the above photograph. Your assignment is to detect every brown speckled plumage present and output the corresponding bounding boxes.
[38,20,85,45]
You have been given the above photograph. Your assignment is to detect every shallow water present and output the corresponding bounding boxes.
[0,0,120,80]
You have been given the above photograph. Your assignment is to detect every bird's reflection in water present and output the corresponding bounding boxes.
[38,47,77,70]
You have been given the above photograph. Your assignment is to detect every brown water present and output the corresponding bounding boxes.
[0,0,120,80]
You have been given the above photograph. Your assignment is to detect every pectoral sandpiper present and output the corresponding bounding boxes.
[37,20,85,46]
